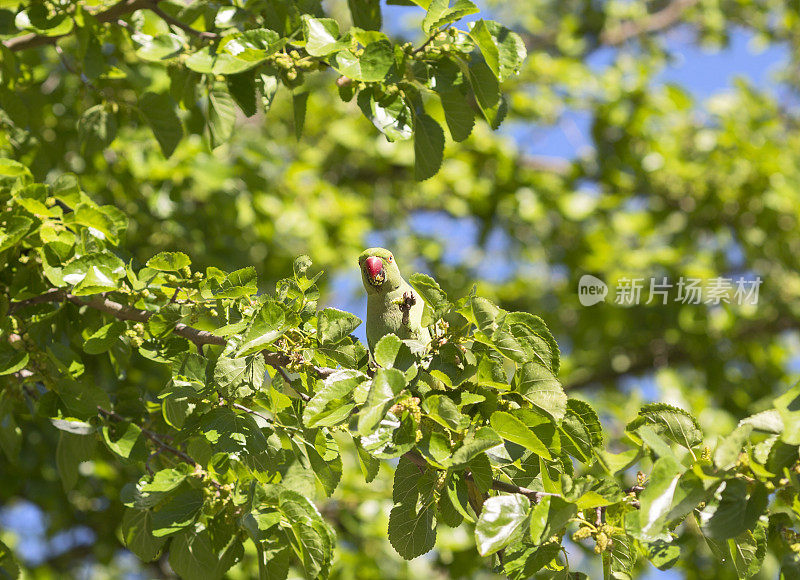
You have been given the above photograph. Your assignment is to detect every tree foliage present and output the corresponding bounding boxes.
[2,161,799,578]
[2,0,800,578]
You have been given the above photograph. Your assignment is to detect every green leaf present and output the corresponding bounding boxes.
[774,381,800,444]
[220,29,283,63]
[714,424,752,471]
[448,426,503,466]
[302,16,347,57]
[475,20,527,81]
[358,368,407,435]
[357,90,413,142]
[728,524,767,578]
[739,409,783,434]
[422,0,478,33]
[78,105,117,154]
[0,406,21,462]
[151,485,205,537]
[200,407,269,455]
[503,543,561,579]
[635,425,678,460]
[270,488,334,577]
[330,41,393,82]
[348,0,382,30]
[514,362,566,421]
[213,354,266,398]
[292,90,309,141]
[318,307,362,344]
[0,215,33,252]
[226,71,258,118]
[468,20,500,78]
[169,528,243,579]
[475,494,530,556]
[643,538,681,570]
[408,273,450,322]
[638,456,685,539]
[186,46,258,74]
[388,457,437,559]
[120,509,166,562]
[101,421,146,460]
[260,73,279,114]
[373,334,416,371]
[0,342,28,376]
[83,321,126,354]
[135,34,183,62]
[460,56,500,119]
[146,251,191,271]
[528,495,577,544]
[354,436,381,483]
[563,475,625,510]
[413,112,445,181]
[604,533,635,579]
[422,394,466,431]
[237,302,286,356]
[51,418,94,435]
[15,6,73,36]
[303,433,343,497]
[438,87,475,142]
[698,480,767,539]
[567,399,603,446]
[139,92,183,158]
[208,84,237,147]
[627,403,703,450]
[468,452,492,494]
[213,266,258,299]
[559,409,593,464]
[490,411,552,460]
[0,538,19,580]
[360,411,417,459]
[303,369,367,428]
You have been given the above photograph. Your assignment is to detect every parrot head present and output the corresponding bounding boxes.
[358,247,403,294]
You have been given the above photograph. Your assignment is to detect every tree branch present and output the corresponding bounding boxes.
[600,0,700,46]
[97,406,224,490]
[565,315,798,390]
[147,4,220,40]
[403,451,561,504]
[9,289,337,378]
[3,0,154,52]
[522,155,573,175]
[519,0,698,54]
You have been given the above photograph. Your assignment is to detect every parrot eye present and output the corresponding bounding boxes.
[388,256,393,263]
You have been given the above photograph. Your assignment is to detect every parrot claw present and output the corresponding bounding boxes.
[399,292,416,327]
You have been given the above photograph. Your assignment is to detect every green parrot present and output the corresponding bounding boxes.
[358,247,431,354]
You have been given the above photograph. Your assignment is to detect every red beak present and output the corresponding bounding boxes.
[364,256,383,280]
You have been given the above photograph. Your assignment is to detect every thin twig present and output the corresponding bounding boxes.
[97,406,224,490]
[9,289,337,378]
[55,45,102,94]
[147,3,220,40]
[145,446,164,475]
[3,0,154,52]
[412,34,437,55]
[402,452,561,504]
[232,403,273,425]
[600,0,699,46]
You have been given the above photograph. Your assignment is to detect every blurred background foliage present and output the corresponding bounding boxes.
[2,0,800,578]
